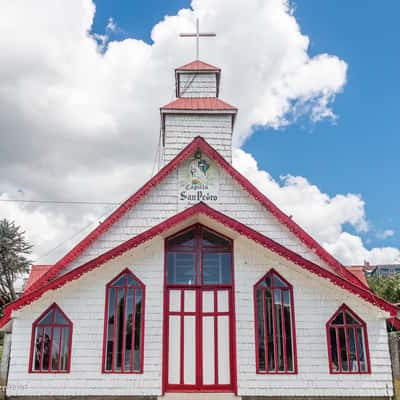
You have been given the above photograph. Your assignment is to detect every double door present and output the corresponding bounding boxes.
[165,287,234,392]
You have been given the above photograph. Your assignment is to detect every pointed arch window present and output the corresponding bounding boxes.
[254,269,297,374]
[326,304,370,374]
[29,303,72,373]
[103,269,145,373]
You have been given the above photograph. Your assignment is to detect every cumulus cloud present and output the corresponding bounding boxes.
[0,0,396,266]
[233,149,400,265]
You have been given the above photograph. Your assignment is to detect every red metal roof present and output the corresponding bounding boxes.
[347,266,369,287]
[161,97,236,111]
[24,265,52,292]
[176,60,220,72]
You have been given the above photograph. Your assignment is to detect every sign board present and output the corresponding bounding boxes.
[178,151,219,205]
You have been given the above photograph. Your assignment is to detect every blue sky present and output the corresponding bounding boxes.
[91,1,399,251]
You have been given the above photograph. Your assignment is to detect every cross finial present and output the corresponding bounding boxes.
[179,18,216,60]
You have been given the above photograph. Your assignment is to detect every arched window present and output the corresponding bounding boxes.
[103,269,145,373]
[166,224,232,285]
[254,269,296,374]
[29,303,72,373]
[326,304,370,374]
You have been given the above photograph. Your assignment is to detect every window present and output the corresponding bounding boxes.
[254,269,296,374]
[103,269,145,373]
[166,224,232,286]
[326,304,370,374]
[30,303,72,373]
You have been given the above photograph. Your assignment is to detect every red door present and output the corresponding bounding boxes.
[163,224,236,393]
[165,287,234,392]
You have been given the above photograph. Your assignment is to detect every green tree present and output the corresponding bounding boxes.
[0,219,32,313]
[367,274,400,304]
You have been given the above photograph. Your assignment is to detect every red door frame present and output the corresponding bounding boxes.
[162,224,238,394]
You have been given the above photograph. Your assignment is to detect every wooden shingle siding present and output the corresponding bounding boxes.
[178,73,217,98]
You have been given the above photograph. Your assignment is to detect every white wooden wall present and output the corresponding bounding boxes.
[61,156,333,275]
[234,237,393,398]
[163,114,233,164]
[6,235,393,397]
[178,73,217,98]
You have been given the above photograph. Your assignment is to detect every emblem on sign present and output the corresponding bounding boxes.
[179,151,219,204]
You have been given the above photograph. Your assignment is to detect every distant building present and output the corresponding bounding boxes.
[371,264,400,277]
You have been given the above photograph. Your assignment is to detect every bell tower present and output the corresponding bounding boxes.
[160,20,237,164]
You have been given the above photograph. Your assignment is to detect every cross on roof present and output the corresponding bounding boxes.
[179,18,216,60]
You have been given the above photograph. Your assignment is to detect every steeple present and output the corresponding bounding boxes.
[160,20,237,165]
[160,60,237,165]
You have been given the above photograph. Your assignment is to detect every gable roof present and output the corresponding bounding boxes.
[347,266,368,287]
[175,60,220,72]
[1,202,396,329]
[24,265,52,292]
[160,97,237,111]
[25,136,363,295]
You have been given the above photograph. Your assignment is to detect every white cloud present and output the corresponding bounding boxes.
[233,149,400,266]
[376,229,395,240]
[0,0,396,267]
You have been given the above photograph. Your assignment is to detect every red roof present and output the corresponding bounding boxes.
[176,60,220,72]
[161,97,236,111]
[347,266,369,287]
[24,265,52,292]
[0,202,396,329]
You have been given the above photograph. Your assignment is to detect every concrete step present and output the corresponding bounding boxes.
[159,393,240,400]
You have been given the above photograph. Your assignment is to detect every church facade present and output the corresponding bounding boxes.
[0,59,397,400]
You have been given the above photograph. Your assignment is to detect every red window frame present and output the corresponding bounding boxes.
[29,303,73,373]
[102,268,145,374]
[253,269,297,374]
[326,304,371,374]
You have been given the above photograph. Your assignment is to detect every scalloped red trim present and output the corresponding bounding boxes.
[1,202,396,330]
[26,137,362,294]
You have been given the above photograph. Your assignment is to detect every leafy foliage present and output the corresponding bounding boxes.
[0,219,32,314]
[367,274,400,304]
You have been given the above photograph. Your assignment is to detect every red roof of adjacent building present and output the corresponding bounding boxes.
[175,60,220,72]
[347,266,369,287]
[161,97,236,111]
[24,265,52,292]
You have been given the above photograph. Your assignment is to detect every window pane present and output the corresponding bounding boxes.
[38,310,53,326]
[167,228,196,248]
[283,290,293,372]
[273,275,287,288]
[33,327,42,371]
[332,311,344,325]
[256,289,266,371]
[127,273,141,287]
[124,288,134,371]
[60,327,70,371]
[54,309,68,325]
[329,328,339,372]
[202,253,232,284]
[105,287,116,371]
[133,289,143,371]
[202,229,230,249]
[265,289,275,371]
[345,311,359,325]
[41,326,52,370]
[167,252,196,284]
[51,327,61,371]
[111,274,126,287]
[357,327,367,372]
[114,288,125,371]
[274,289,284,372]
[348,327,358,372]
[338,327,349,372]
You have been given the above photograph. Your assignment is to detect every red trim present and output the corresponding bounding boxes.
[24,136,362,297]
[253,269,297,374]
[161,97,237,111]
[101,268,145,374]
[326,303,371,374]
[175,60,221,72]
[1,202,396,331]
[29,303,73,373]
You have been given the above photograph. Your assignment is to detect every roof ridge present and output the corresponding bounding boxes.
[176,60,220,71]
